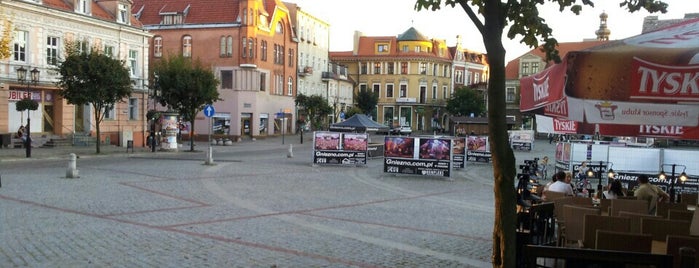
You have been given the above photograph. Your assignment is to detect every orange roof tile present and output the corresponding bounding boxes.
[505,40,609,79]
[132,0,244,25]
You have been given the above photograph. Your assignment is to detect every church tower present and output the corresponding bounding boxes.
[595,11,611,41]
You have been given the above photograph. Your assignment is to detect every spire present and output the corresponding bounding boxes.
[595,11,611,41]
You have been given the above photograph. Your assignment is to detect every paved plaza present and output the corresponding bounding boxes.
[0,134,555,267]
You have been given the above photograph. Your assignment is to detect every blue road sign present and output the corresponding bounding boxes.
[204,105,215,117]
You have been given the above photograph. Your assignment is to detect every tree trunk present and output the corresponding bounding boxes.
[189,118,196,151]
[94,108,101,154]
[483,10,517,268]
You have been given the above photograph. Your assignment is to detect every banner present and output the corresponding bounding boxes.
[313,132,368,165]
[384,136,452,177]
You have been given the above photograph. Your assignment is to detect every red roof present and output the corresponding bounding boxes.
[132,0,241,25]
[43,0,142,27]
[505,40,608,79]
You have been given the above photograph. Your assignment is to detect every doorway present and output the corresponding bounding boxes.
[75,104,86,132]
[241,113,252,138]
[43,104,54,133]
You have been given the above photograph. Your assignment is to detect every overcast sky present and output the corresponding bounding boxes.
[288,0,696,62]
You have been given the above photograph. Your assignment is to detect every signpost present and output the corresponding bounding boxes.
[204,105,215,165]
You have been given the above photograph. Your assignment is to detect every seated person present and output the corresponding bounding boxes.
[544,171,574,197]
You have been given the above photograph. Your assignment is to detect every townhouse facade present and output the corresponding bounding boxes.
[329,27,452,133]
[0,0,151,147]
[448,35,488,114]
[134,0,297,140]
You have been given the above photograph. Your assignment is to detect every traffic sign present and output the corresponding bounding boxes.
[204,105,215,117]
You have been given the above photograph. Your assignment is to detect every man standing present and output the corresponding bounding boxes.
[634,175,669,215]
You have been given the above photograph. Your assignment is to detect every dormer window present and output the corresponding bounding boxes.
[118,4,129,24]
[76,0,90,15]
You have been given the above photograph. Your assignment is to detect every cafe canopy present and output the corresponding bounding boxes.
[329,114,390,133]
[520,17,699,140]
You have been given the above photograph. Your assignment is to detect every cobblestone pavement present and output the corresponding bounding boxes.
[0,134,555,267]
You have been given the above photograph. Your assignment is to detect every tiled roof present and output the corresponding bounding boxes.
[132,0,243,25]
[505,40,608,79]
[42,0,142,27]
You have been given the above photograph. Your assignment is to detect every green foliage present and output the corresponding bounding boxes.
[55,43,133,154]
[295,93,332,130]
[15,98,38,111]
[151,54,220,151]
[355,89,378,115]
[344,106,363,119]
[446,86,485,117]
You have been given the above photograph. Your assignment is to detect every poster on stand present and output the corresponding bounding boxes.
[509,130,535,151]
[384,136,452,177]
[452,137,466,169]
[313,131,367,165]
[466,136,491,163]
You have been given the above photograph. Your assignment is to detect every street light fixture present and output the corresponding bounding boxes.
[586,161,613,198]
[659,164,688,203]
[16,67,40,158]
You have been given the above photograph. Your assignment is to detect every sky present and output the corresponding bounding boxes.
[287,0,697,62]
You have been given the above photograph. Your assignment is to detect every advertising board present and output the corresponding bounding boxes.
[466,136,491,163]
[384,136,452,177]
[312,132,368,165]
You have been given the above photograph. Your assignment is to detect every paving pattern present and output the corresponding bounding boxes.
[0,135,555,267]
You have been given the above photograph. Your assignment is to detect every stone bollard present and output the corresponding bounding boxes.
[287,144,293,158]
[66,153,79,178]
[204,146,215,165]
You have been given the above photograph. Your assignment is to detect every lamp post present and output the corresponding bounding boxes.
[659,164,688,203]
[586,161,615,198]
[16,67,40,158]
[149,74,160,152]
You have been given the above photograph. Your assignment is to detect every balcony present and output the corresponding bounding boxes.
[321,71,333,81]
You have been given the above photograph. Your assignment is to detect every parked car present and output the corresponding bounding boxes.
[391,125,412,135]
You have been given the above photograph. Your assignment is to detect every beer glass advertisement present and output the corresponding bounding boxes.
[313,132,367,165]
[384,136,452,177]
[452,137,466,169]
[466,136,491,163]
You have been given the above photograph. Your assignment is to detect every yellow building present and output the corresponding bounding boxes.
[329,27,452,132]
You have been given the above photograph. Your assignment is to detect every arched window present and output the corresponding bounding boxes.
[182,35,192,57]
[153,36,163,58]
[276,22,283,34]
[219,36,226,57]
[287,77,293,96]
[226,36,233,56]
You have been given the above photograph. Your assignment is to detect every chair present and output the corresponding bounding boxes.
[582,214,631,248]
[681,193,699,206]
[599,199,612,216]
[595,230,652,253]
[619,211,661,233]
[669,209,694,222]
[641,218,691,241]
[544,191,568,202]
[690,209,699,236]
[563,205,601,247]
[610,199,649,216]
[666,235,699,268]
[658,202,688,218]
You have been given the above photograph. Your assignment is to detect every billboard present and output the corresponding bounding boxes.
[452,137,466,169]
[384,136,452,177]
[509,130,535,151]
[466,135,491,163]
[313,132,367,165]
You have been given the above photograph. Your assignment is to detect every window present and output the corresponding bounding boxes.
[455,70,464,84]
[242,9,247,25]
[442,86,447,99]
[386,84,394,98]
[220,37,226,57]
[372,84,380,97]
[104,45,114,58]
[287,77,293,95]
[360,62,367,74]
[242,37,247,58]
[374,62,381,74]
[521,62,529,76]
[248,38,254,59]
[359,84,367,93]
[182,35,192,57]
[288,48,293,67]
[77,0,89,14]
[466,72,472,85]
[227,36,233,57]
[104,104,115,120]
[260,73,266,91]
[276,22,284,34]
[419,63,427,74]
[261,41,267,61]
[13,30,27,62]
[377,44,388,52]
[387,62,394,74]
[128,50,138,77]
[128,98,138,120]
[432,85,437,99]
[400,62,408,74]
[474,73,480,84]
[221,70,233,89]
[402,45,408,52]
[77,39,90,54]
[118,4,128,24]
[432,64,438,76]
[415,46,420,53]
[532,62,540,74]
[399,84,407,98]
[46,36,60,65]
[506,87,516,103]
[383,107,394,125]
[153,36,162,57]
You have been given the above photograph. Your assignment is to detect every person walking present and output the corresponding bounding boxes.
[634,175,669,215]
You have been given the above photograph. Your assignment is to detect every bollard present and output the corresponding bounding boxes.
[204,146,215,165]
[66,153,79,178]
[287,144,293,158]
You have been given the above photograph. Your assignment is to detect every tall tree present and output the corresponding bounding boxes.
[151,55,220,152]
[56,43,133,154]
[295,93,333,130]
[415,1,668,267]
[355,89,378,116]
[446,86,486,117]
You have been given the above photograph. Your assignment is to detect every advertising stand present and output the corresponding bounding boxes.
[384,136,452,177]
[312,131,368,166]
[466,135,491,163]
[509,130,535,151]
[160,111,179,151]
[452,137,466,169]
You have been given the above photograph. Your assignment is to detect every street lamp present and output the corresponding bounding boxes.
[659,164,688,203]
[16,67,40,158]
[149,74,160,152]
[586,161,614,198]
